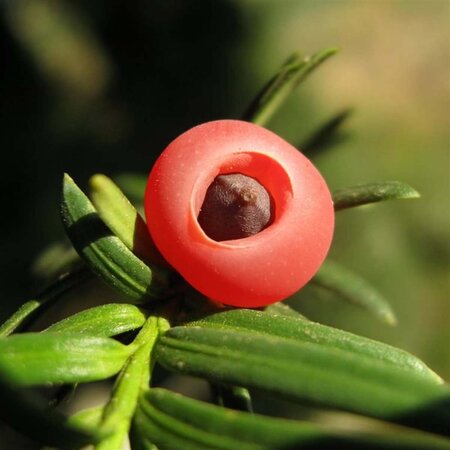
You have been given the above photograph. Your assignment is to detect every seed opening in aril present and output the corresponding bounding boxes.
[197,173,274,241]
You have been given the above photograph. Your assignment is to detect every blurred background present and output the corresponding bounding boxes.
[0,0,449,387]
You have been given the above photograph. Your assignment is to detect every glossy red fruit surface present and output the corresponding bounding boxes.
[145,120,334,307]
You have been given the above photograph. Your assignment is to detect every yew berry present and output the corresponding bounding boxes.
[144,120,334,307]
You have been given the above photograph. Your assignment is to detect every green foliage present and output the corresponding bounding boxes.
[44,303,147,337]
[61,174,168,302]
[68,405,104,429]
[132,388,450,450]
[185,309,441,382]
[156,320,449,435]
[311,260,397,325]
[0,269,91,337]
[95,316,169,450]
[332,181,420,211]
[264,301,310,320]
[89,174,165,267]
[0,333,132,385]
[114,173,148,208]
[301,108,353,156]
[0,372,103,449]
[244,48,338,126]
[0,47,448,450]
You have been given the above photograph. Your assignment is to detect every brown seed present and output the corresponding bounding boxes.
[198,173,273,241]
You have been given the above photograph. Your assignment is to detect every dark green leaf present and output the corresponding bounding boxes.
[89,174,167,267]
[0,333,132,385]
[244,48,338,126]
[135,394,255,450]
[0,269,91,337]
[311,260,397,325]
[0,372,102,448]
[45,303,146,337]
[129,427,158,450]
[134,388,450,450]
[156,325,450,435]
[60,174,168,302]
[333,182,420,211]
[210,384,253,412]
[301,108,353,156]
[186,309,440,383]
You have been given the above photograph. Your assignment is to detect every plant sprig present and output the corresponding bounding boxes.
[0,47,446,450]
[244,48,338,126]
